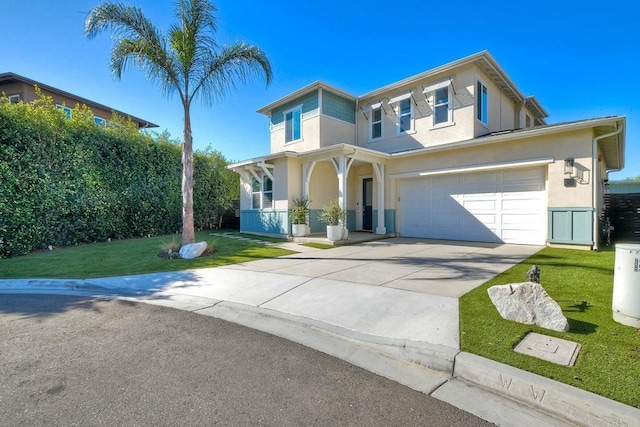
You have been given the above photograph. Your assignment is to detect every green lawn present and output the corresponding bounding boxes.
[460,246,640,408]
[0,230,295,279]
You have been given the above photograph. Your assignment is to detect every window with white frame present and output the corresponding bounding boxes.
[433,87,450,126]
[525,114,532,128]
[56,104,72,119]
[251,175,273,209]
[371,106,383,139]
[398,98,413,133]
[284,106,302,143]
[477,81,488,125]
[94,116,107,128]
[8,94,20,104]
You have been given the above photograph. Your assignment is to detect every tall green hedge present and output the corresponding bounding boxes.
[0,94,238,258]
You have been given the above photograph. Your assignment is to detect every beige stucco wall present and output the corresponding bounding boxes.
[319,115,356,147]
[355,64,528,154]
[270,113,321,153]
[383,128,595,210]
[308,161,339,210]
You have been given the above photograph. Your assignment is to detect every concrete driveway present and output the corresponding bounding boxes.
[1,237,541,357]
[227,237,542,298]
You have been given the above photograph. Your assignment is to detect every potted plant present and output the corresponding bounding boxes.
[289,197,310,237]
[319,199,346,241]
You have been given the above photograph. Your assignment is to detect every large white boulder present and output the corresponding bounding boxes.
[179,241,208,259]
[487,282,569,332]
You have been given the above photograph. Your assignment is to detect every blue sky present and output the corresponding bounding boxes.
[3,0,639,179]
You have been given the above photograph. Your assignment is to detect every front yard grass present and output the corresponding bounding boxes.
[0,230,295,279]
[460,246,640,408]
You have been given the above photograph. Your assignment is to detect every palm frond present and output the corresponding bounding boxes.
[85,2,182,98]
[191,42,273,106]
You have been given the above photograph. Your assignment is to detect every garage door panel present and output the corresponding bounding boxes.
[463,199,496,211]
[399,167,546,245]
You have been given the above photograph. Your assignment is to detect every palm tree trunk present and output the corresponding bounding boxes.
[181,103,196,244]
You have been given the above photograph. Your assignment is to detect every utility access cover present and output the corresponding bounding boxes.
[514,332,581,366]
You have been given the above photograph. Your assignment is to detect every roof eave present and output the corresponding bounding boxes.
[256,81,357,115]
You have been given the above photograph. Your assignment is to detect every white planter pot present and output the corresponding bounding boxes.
[292,224,307,237]
[326,225,343,241]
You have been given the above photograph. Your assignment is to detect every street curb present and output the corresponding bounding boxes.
[453,352,640,427]
[193,300,454,394]
[2,284,638,426]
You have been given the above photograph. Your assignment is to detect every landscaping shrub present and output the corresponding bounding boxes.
[0,93,238,258]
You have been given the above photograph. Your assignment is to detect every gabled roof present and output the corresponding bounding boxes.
[0,72,158,128]
[256,51,549,123]
[257,81,356,115]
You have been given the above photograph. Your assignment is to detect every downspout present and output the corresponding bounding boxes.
[592,122,623,251]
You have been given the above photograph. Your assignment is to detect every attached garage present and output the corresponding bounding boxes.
[399,167,547,245]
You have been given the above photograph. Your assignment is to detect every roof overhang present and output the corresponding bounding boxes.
[358,51,527,105]
[229,117,625,174]
[256,81,357,116]
[0,72,159,128]
[227,144,389,172]
[389,116,626,168]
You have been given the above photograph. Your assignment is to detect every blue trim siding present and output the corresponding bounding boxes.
[346,210,357,230]
[309,209,324,233]
[240,210,289,235]
[373,209,396,234]
[548,207,593,245]
[271,92,319,126]
[322,91,356,124]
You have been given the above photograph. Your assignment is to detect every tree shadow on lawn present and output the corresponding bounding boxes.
[567,317,598,334]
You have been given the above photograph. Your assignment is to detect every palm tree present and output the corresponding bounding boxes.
[85,0,272,244]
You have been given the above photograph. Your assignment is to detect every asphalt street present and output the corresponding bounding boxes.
[0,294,490,426]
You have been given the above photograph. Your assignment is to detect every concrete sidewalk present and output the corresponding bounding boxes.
[1,238,638,426]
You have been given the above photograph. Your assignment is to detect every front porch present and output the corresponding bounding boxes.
[232,144,396,239]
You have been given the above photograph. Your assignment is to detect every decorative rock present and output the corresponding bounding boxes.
[487,282,569,332]
[179,241,208,259]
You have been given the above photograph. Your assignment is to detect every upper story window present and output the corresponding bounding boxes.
[525,114,532,128]
[284,106,302,143]
[94,117,107,128]
[388,92,413,135]
[398,98,413,134]
[7,94,20,104]
[423,79,453,128]
[433,87,450,126]
[251,175,273,209]
[371,106,383,140]
[56,104,72,119]
[477,81,488,125]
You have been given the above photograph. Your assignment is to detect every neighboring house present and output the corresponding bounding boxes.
[0,72,158,129]
[228,51,625,249]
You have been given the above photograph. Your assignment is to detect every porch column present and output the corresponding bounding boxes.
[302,161,317,200]
[331,155,354,230]
[373,163,386,235]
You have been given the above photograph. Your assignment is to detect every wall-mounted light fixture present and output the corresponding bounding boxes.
[564,158,575,176]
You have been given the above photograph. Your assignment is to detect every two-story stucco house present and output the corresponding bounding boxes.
[228,51,625,249]
[0,72,158,129]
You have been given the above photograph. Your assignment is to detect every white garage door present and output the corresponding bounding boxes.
[399,167,546,245]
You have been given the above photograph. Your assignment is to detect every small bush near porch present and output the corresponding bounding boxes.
[460,247,640,408]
